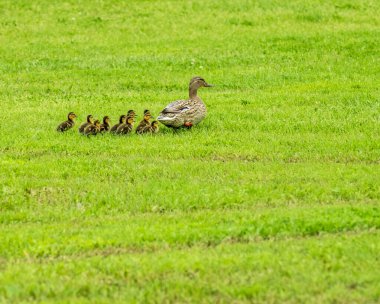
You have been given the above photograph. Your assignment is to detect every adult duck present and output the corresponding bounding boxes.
[157,77,213,128]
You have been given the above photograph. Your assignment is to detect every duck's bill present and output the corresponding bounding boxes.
[205,83,213,87]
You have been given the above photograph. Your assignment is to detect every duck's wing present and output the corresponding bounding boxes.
[160,99,191,114]
[116,123,132,134]
[78,122,90,133]
[115,124,125,133]
[136,120,150,133]
[85,125,100,136]
[57,121,71,132]
[83,124,93,133]
[110,123,120,133]
[142,124,153,133]
[100,124,109,133]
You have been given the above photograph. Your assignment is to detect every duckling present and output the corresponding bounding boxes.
[110,115,127,133]
[157,77,213,128]
[149,120,160,134]
[140,120,160,134]
[100,116,111,133]
[56,112,77,132]
[78,115,94,134]
[116,116,135,135]
[83,119,101,136]
[136,110,152,134]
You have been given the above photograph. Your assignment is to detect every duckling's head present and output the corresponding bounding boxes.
[68,112,77,120]
[143,110,152,121]
[127,110,136,118]
[119,115,127,123]
[94,120,101,127]
[127,116,135,125]
[189,76,213,89]
[151,121,159,128]
[87,115,94,123]
[103,116,110,124]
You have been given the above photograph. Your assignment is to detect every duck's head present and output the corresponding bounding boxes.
[143,110,152,121]
[127,116,135,125]
[189,77,213,90]
[119,115,127,124]
[103,116,110,124]
[94,120,101,128]
[127,110,136,118]
[68,112,77,121]
[87,115,94,123]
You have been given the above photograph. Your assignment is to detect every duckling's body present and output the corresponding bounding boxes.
[79,115,94,134]
[136,110,152,134]
[84,120,101,136]
[100,116,111,133]
[157,77,212,128]
[57,112,77,132]
[150,121,160,134]
[140,121,159,134]
[116,116,135,135]
[110,115,127,133]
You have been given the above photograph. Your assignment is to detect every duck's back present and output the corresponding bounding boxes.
[136,120,150,134]
[110,123,121,133]
[57,120,74,132]
[84,125,96,136]
[79,122,90,133]
[100,123,110,132]
[116,124,133,134]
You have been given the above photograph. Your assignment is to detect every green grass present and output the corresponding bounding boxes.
[0,0,379,302]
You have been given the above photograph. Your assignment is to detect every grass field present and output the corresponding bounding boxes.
[1,0,379,302]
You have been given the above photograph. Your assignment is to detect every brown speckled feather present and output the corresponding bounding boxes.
[57,120,75,132]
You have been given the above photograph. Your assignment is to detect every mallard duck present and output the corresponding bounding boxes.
[116,116,135,135]
[140,120,159,134]
[56,112,77,132]
[110,115,127,133]
[100,116,111,133]
[78,115,94,134]
[84,119,101,136]
[136,110,152,134]
[157,77,213,128]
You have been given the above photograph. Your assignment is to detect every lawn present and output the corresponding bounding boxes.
[0,0,379,302]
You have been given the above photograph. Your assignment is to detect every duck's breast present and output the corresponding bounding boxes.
[191,101,207,125]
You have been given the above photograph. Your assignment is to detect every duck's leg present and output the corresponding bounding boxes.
[184,122,193,129]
